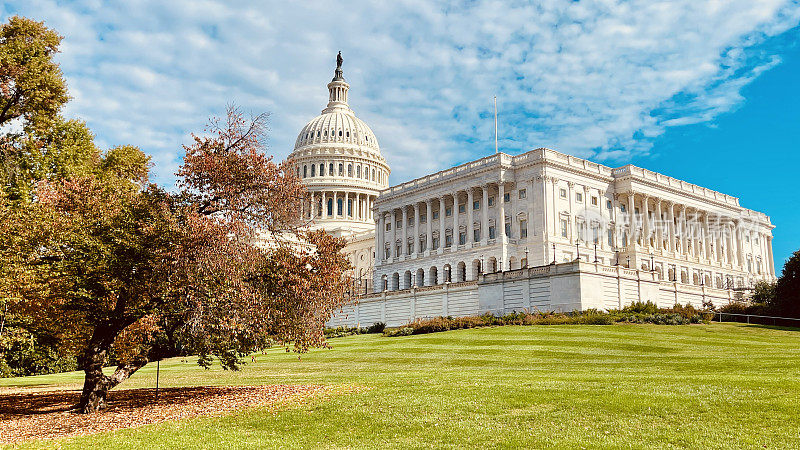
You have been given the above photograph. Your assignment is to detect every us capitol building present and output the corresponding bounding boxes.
[289,56,777,328]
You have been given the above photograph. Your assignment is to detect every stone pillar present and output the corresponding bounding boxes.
[426,199,432,252]
[667,202,675,253]
[767,235,775,277]
[467,188,474,243]
[680,206,689,256]
[735,221,743,269]
[454,191,461,246]
[498,183,506,239]
[642,195,650,248]
[482,185,489,245]
[567,182,575,243]
[344,192,350,218]
[628,193,636,247]
[655,199,663,250]
[391,209,397,258]
[551,178,559,237]
[439,196,446,252]
[413,202,420,255]
[378,212,385,260]
[401,206,408,256]
[611,194,620,249]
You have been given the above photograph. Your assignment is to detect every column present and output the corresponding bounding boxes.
[567,182,575,243]
[413,202,421,255]
[735,221,743,269]
[332,192,338,218]
[767,235,775,277]
[655,199,663,251]
[628,193,636,247]
[611,194,620,248]
[454,191,461,245]
[401,206,408,256]
[426,199,432,252]
[378,212,385,260]
[391,209,397,257]
[439,196,446,252]
[700,212,708,260]
[344,192,350,218]
[498,183,506,239]
[667,202,675,253]
[642,195,650,248]
[467,188,474,243]
[551,178,559,237]
[680,206,688,256]
[482,185,489,245]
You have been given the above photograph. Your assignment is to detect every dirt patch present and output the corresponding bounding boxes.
[0,384,348,444]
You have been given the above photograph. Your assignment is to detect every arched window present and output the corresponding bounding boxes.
[311,164,316,177]
[338,164,343,176]
[303,165,307,178]
[337,198,343,216]
[356,166,361,178]
[316,131,320,137]
[324,130,327,137]
[327,198,333,216]
[338,130,342,137]
[347,199,353,216]
[319,164,325,176]
[372,168,376,180]
[329,163,334,175]
[346,131,350,138]
[348,164,353,177]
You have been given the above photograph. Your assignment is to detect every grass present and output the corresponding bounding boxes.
[3,322,800,448]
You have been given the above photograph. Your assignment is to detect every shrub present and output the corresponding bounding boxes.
[366,322,386,333]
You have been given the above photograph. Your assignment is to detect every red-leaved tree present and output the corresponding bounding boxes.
[8,107,350,413]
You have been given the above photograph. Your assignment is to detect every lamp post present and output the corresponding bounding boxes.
[551,244,556,265]
[626,256,630,268]
[594,243,598,263]
[524,247,529,268]
[575,242,580,261]
[615,249,620,266]
[650,252,654,271]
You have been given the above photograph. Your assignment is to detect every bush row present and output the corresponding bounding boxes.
[324,322,386,339]
[383,302,712,337]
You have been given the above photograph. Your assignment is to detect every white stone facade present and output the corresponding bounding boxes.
[372,148,775,295]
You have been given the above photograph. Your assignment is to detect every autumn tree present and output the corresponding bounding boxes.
[7,106,351,413]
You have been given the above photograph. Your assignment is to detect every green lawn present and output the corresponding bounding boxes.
[3,323,800,449]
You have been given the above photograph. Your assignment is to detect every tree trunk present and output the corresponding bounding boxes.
[77,328,148,413]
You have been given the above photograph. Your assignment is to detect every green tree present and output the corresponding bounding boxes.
[775,250,800,317]
[750,280,777,306]
[0,16,68,131]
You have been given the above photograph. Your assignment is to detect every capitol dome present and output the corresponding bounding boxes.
[290,53,390,237]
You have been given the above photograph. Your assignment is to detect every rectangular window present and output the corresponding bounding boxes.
[408,217,413,226]
[396,220,402,229]
[488,196,495,207]
[505,222,511,237]
[622,231,628,246]
[395,245,401,257]
[433,237,440,249]
[458,204,466,213]
[474,229,481,241]
[576,192,583,203]
[459,232,466,245]
[520,220,528,238]
[607,200,613,209]
[560,188,567,198]
[433,211,439,220]
[473,200,480,210]
[607,229,614,247]
[386,222,391,231]
[620,204,626,213]
[420,214,427,224]
[591,196,598,206]
[488,226,496,240]
[445,235,453,247]
[592,226,599,244]
[503,193,510,203]
[407,242,413,254]
[519,189,526,199]
[445,207,452,217]
[560,218,568,238]
[420,238,426,251]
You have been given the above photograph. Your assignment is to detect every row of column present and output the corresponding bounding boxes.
[302,190,375,222]
[377,182,527,260]
[618,192,773,276]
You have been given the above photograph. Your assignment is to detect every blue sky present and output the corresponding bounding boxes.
[3,1,799,271]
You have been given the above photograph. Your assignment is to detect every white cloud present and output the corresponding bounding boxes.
[3,0,799,186]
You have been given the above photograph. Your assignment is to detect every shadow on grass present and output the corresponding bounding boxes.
[0,386,246,418]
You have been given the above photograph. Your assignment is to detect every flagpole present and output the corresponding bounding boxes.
[494,96,498,154]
